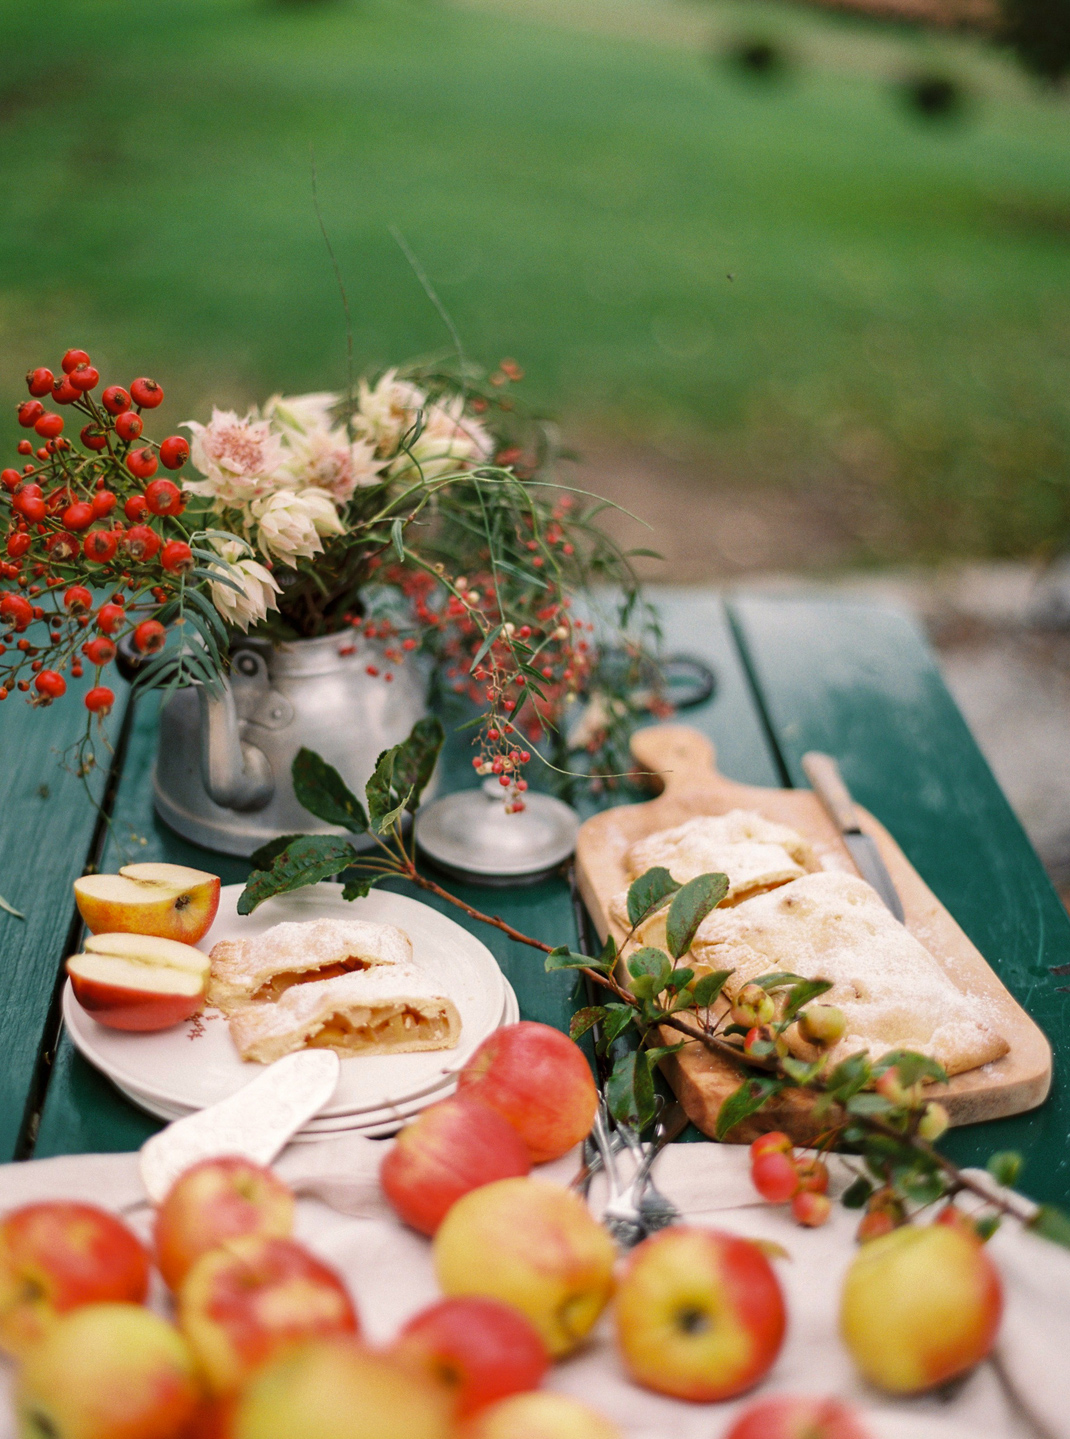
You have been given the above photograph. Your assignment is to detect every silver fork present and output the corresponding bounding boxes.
[603,1106,682,1243]
[590,1105,645,1247]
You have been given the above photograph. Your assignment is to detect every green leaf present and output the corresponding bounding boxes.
[842,1177,873,1209]
[377,787,414,835]
[825,1052,873,1103]
[390,516,405,562]
[666,967,694,991]
[391,715,445,813]
[237,835,360,915]
[846,1092,896,1116]
[1028,1205,1070,1249]
[752,971,807,991]
[643,1042,685,1065]
[781,1056,823,1085]
[630,974,660,1001]
[599,1004,637,1048]
[690,969,733,1009]
[665,873,729,959]
[715,1076,786,1140]
[873,1050,949,1087]
[902,1170,946,1206]
[569,1007,608,1042]
[545,946,611,974]
[0,892,25,920]
[627,947,672,986]
[606,1050,657,1131]
[975,1214,1001,1242]
[626,867,681,928]
[291,749,369,834]
[249,834,306,870]
[987,1151,1023,1188]
[782,979,834,1022]
[341,875,378,902]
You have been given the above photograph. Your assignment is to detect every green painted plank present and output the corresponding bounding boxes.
[729,594,1070,1204]
[36,595,780,1155]
[0,680,128,1160]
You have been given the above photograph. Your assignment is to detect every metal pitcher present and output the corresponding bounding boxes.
[153,633,434,857]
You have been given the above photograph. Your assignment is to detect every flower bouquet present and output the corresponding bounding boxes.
[1,348,658,806]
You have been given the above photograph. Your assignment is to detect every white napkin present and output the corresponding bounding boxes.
[0,1139,1060,1439]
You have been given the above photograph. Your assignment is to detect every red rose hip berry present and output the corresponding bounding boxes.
[62,503,95,532]
[83,637,117,665]
[61,349,90,374]
[101,385,131,416]
[26,368,54,397]
[160,541,193,574]
[95,603,125,634]
[84,686,115,715]
[6,533,31,559]
[133,620,166,654]
[124,494,150,523]
[69,364,99,392]
[65,586,93,613]
[130,377,163,409]
[114,411,143,443]
[123,525,161,562]
[159,437,189,470]
[2,470,23,492]
[145,478,182,515]
[34,413,63,439]
[126,448,158,481]
[17,401,44,428]
[83,530,119,564]
[91,490,117,519]
[34,670,66,699]
[51,376,80,405]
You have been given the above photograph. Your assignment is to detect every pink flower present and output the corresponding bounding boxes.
[182,409,285,507]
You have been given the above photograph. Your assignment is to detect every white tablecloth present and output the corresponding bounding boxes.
[0,1138,1062,1439]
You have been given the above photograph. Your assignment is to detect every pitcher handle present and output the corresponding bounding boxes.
[197,672,275,813]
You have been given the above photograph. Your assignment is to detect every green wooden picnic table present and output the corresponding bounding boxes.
[3,590,1069,1202]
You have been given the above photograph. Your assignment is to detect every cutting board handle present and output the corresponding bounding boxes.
[629,725,717,796]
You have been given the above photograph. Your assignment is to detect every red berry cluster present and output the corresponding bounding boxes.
[1,349,196,712]
[749,1132,832,1228]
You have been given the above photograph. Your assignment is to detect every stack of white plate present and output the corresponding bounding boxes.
[63,883,520,1141]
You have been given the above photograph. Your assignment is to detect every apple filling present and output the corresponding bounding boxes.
[251,955,373,1004]
[307,1004,452,1054]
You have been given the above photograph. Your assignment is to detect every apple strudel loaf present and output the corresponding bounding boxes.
[207,918,411,1014]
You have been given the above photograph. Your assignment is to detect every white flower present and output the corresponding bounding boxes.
[352,369,430,458]
[207,540,280,633]
[262,391,385,503]
[262,391,339,437]
[251,488,345,565]
[394,391,492,480]
[182,409,285,507]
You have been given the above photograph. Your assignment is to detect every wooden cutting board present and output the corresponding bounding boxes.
[574,725,1053,1144]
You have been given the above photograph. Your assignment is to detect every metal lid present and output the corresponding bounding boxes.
[414,779,580,886]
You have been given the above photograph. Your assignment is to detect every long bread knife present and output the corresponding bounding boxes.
[139,1050,340,1204]
[801,752,905,923]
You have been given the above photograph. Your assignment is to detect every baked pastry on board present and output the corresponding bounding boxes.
[624,810,813,899]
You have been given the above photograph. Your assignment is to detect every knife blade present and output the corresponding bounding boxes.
[139,1049,340,1204]
[801,752,905,923]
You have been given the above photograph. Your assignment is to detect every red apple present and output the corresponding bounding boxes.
[381,1096,532,1236]
[456,1022,597,1163]
[67,932,210,1031]
[434,1178,615,1358]
[839,1222,1002,1393]
[391,1296,549,1418]
[613,1227,786,1401]
[724,1396,872,1439]
[154,1156,295,1292]
[461,1391,622,1438]
[74,862,220,944]
[0,1201,150,1357]
[232,1336,451,1439]
[177,1234,359,1397]
[15,1302,201,1439]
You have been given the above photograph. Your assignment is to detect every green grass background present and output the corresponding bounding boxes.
[1,0,1069,560]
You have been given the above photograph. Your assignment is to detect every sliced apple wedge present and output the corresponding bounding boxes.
[74,862,221,944]
[67,933,211,1032]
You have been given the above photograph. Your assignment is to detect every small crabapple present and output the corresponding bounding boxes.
[83,637,116,665]
[80,425,108,452]
[792,1191,832,1228]
[796,1160,830,1196]
[750,1132,793,1163]
[732,983,776,1028]
[875,1068,923,1111]
[917,1102,950,1143]
[92,490,117,519]
[751,1151,799,1204]
[935,1206,983,1242]
[798,1005,847,1048]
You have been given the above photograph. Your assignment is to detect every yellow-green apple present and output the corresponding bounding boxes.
[456,1022,597,1163]
[74,862,220,944]
[434,1177,615,1357]
[460,1391,622,1439]
[15,1302,201,1439]
[797,1005,846,1048]
[232,1337,451,1439]
[380,1096,531,1236]
[0,1201,150,1358]
[839,1221,1002,1393]
[177,1234,359,1397]
[724,1396,872,1439]
[390,1296,549,1418]
[613,1226,786,1401]
[154,1156,295,1292]
[67,932,210,1032]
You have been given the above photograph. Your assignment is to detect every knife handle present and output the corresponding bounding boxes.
[802,752,859,832]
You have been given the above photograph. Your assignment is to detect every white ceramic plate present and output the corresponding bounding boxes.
[108,983,522,1141]
[63,883,508,1120]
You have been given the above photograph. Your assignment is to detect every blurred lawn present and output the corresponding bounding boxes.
[2,0,1069,560]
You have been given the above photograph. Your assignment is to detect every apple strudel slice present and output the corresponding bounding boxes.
[689,870,1009,1077]
[227,963,462,1065]
[624,810,814,898]
[208,918,411,1014]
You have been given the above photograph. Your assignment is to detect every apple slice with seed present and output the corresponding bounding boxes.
[74,862,220,944]
[67,932,210,1031]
